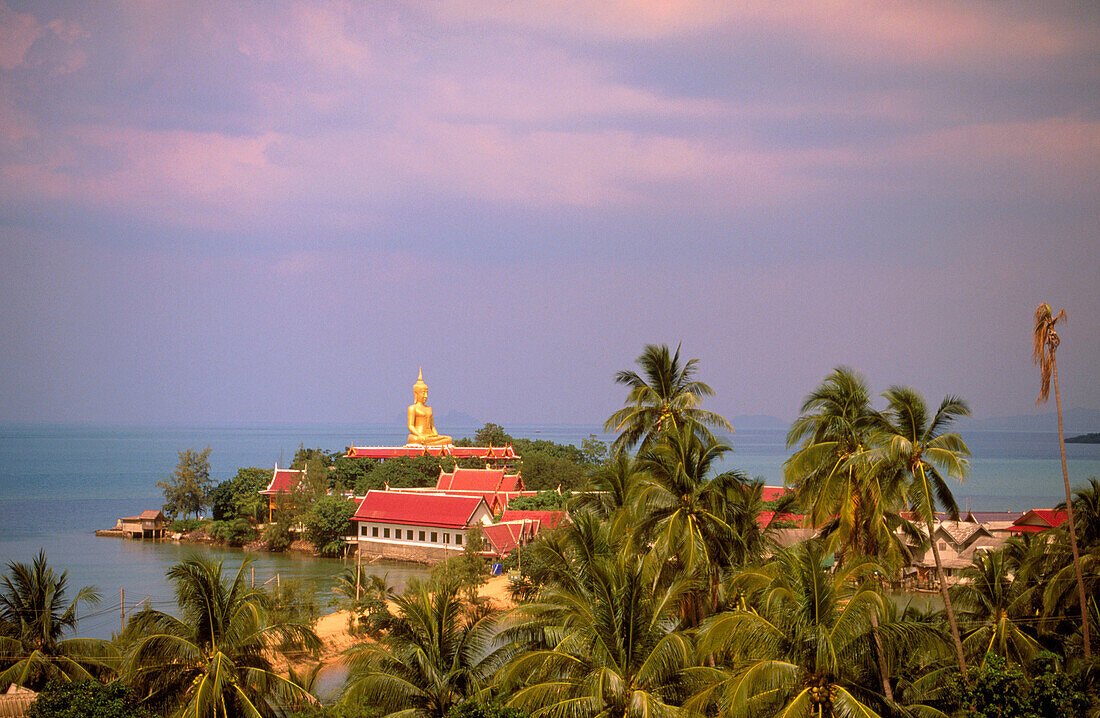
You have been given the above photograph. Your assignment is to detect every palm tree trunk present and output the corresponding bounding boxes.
[927,513,969,680]
[1053,361,1092,660]
[869,610,894,702]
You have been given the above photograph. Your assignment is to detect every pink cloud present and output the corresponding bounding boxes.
[0,1,42,69]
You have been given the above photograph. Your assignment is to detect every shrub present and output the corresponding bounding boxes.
[303,495,356,557]
[209,517,256,546]
[27,679,156,718]
[168,517,208,533]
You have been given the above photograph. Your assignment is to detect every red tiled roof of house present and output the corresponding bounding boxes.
[761,486,792,502]
[482,522,528,555]
[352,490,488,529]
[260,466,303,495]
[436,467,524,493]
[500,509,567,530]
[756,511,805,528]
[1010,509,1068,533]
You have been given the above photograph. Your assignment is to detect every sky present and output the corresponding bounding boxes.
[1,1,1098,429]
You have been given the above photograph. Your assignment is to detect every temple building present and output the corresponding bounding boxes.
[259,464,305,522]
[351,490,494,562]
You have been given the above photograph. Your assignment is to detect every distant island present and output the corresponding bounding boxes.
[1066,432,1100,444]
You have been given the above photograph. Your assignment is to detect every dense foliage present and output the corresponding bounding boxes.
[27,679,156,718]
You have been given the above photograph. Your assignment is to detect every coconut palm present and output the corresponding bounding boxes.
[875,386,971,678]
[570,449,644,522]
[689,543,933,718]
[634,425,737,623]
[122,555,319,718]
[1033,302,1091,660]
[0,551,115,689]
[785,368,917,700]
[341,580,506,718]
[786,367,912,565]
[604,343,733,452]
[953,549,1042,665]
[501,552,694,718]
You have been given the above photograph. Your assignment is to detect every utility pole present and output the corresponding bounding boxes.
[356,540,363,601]
[120,588,125,632]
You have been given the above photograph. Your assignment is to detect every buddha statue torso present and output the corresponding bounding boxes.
[406,370,452,446]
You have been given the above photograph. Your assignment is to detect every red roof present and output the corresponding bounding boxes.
[352,490,489,529]
[345,445,520,460]
[500,509,567,531]
[761,486,792,502]
[1010,509,1068,533]
[436,468,524,493]
[756,511,804,528]
[481,520,539,555]
[260,467,304,495]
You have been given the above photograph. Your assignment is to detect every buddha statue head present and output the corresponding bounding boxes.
[413,368,428,404]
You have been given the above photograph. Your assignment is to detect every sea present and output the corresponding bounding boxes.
[1,422,1098,641]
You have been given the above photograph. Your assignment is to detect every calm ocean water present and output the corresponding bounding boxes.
[1,422,1098,639]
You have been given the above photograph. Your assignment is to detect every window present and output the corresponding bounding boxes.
[360,524,367,536]
[419,531,426,541]
[431,531,438,543]
[372,526,378,538]
[444,533,450,544]
[406,529,414,540]
[938,541,946,550]
[384,528,390,538]
[455,534,463,545]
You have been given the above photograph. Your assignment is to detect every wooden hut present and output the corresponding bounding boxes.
[120,510,168,538]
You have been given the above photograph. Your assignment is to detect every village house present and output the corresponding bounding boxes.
[909,520,1005,582]
[351,490,494,563]
[118,510,168,539]
[1009,508,1068,535]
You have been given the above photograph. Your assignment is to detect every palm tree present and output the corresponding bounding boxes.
[953,549,1042,665]
[570,449,644,521]
[604,343,733,452]
[690,543,937,718]
[122,555,319,717]
[876,386,972,678]
[341,580,506,718]
[785,368,914,700]
[634,425,737,623]
[1034,302,1091,661]
[0,551,115,689]
[786,367,911,564]
[501,552,694,718]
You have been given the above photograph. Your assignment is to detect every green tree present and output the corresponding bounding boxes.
[501,552,693,718]
[785,367,911,699]
[303,495,356,557]
[26,679,156,718]
[122,555,319,717]
[604,343,733,452]
[0,551,115,690]
[505,491,568,511]
[876,386,972,678]
[569,449,642,522]
[943,653,1090,718]
[953,550,1042,665]
[157,447,214,520]
[474,423,513,446]
[514,452,584,492]
[579,435,608,466]
[690,544,937,718]
[634,424,737,623]
[1033,302,1091,661]
[210,467,270,522]
[341,581,505,718]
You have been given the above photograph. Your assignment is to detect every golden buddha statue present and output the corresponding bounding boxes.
[406,369,452,446]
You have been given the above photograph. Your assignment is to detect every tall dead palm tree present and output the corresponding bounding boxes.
[1033,302,1091,661]
[604,343,733,452]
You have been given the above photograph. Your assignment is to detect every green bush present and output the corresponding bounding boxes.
[27,679,156,718]
[168,517,208,533]
[943,653,1090,718]
[209,517,256,546]
[445,700,528,718]
[303,494,356,557]
[507,490,569,511]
